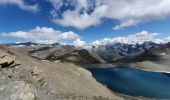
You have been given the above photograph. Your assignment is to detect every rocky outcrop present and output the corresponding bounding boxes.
[0,49,20,68]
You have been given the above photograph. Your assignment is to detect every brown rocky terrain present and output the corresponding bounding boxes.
[0,45,125,100]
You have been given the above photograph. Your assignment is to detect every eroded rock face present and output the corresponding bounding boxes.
[0,49,20,68]
[0,81,35,100]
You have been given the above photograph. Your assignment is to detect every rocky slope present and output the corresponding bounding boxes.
[46,49,106,64]
[124,42,170,73]
[0,45,124,100]
[115,42,169,63]
[89,41,159,63]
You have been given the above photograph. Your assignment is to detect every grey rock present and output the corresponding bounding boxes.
[0,81,35,100]
[0,50,20,68]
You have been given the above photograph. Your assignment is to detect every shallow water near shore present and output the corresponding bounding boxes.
[88,67,170,99]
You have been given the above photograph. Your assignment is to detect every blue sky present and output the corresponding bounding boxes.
[0,0,170,45]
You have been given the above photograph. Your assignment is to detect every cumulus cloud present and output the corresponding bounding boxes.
[0,27,80,44]
[0,0,38,12]
[52,10,101,30]
[48,0,170,30]
[49,0,101,29]
[92,31,170,45]
[74,39,86,46]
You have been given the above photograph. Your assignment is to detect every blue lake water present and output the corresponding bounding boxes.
[88,67,170,99]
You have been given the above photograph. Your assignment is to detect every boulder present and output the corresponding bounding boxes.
[0,50,20,68]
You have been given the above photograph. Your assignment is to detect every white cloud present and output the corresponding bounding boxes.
[0,26,80,44]
[52,10,101,30]
[163,37,170,43]
[74,39,86,46]
[48,0,170,30]
[0,0,38,12]
[92,31,170,45]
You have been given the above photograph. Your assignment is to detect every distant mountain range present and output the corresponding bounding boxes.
[4,41,170,63]
[116,42,170,63]
[88,41,160,63]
